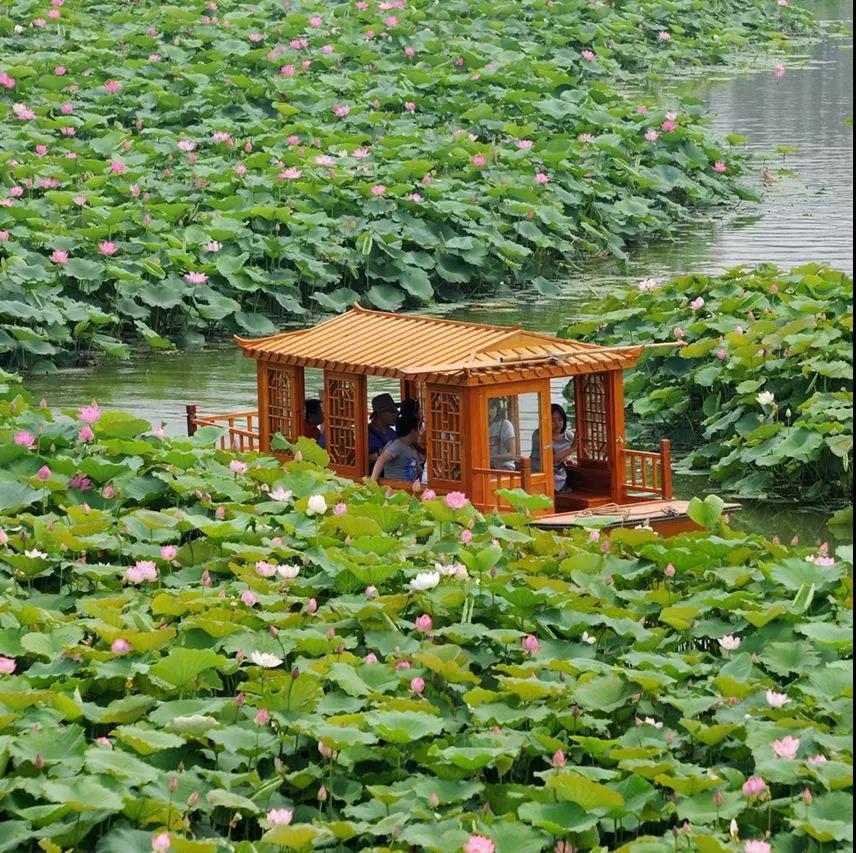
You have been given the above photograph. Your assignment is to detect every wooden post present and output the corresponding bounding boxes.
[520,455,532,493]
[660,438,673,500]
[186,404,197,436]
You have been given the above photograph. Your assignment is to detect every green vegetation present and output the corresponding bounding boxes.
[0,378,851,851]
[561,265,853,503]
[0,0,814,368]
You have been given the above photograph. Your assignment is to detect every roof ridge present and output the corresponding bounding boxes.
[352,304,523,334]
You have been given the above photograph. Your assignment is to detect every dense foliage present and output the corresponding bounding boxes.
[561,265,853,503]
[0,381,852,852]
[0,0,814,368]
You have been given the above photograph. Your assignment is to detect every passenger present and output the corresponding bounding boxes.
[370,412,422,483]
[531,404,575,492]
[302,398,324,442]
[368,393,399,469]
[400,398,426,466]
[488,397,516,471]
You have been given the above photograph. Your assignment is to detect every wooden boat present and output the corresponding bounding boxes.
[186,306,717,534]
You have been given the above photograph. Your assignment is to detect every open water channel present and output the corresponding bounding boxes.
[28,0,853,541]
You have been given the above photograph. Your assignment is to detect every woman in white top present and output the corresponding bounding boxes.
[531,404,575,492]
[488,398,517,471]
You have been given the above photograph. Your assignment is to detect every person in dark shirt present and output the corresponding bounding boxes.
[302,398,324,442]
[370,412,422,483]
[368,393,399,469]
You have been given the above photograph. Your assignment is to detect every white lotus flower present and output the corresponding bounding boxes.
[306,494,327,516]
[756,391,775,407]
[24,549,48,559]
[250,651,283,668]
[729,819,739,840]
[637,277,663,292]
[581,631,597,645]
[270,487,293,502]
[277,564,301,579]
[408,571,440,592]
[718,634,741,651]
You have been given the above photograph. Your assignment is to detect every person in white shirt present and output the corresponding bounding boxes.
[488,397,517,471]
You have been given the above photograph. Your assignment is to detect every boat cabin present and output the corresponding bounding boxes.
[187,307,689,526]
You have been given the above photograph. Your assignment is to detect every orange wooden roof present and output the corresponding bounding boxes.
[235,306,645,385]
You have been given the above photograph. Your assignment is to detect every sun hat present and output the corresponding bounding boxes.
[370,393,399,415]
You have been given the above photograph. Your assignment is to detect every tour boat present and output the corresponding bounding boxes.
[186,306,721,534]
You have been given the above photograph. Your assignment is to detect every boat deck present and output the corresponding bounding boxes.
[534,500,741,535]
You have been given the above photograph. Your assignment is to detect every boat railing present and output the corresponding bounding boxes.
[623,439,672,500]
[185,405,261,452]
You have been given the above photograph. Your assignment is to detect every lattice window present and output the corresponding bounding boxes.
[428,389,462,481]
[267,367,296,442]
[325,377,358,468]
[579,373,609,462]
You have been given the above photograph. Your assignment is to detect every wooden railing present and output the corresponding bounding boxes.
[186,405,261,452]
[624,439,672,500]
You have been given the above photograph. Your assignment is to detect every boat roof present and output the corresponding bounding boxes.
[235,305,645,386]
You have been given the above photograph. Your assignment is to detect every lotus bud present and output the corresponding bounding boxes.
[317,784,327,802]
[429,792,439,807]
[169,777,178,792]
[291,667,300,679]
[713,789,724,806]
[187,791,199,807]
[571,704,582,717]
[35,754,45,768]
[802,788,812,805]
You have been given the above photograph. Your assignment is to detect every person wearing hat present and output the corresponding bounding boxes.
[368,393,399,469]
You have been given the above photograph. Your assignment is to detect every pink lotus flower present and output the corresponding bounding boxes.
[98,241,117,256]
[184,272,209,285]
[0,656,16,674]
[37,465,52,481]
[104,80,122,93]
[254,707,270,726]
[256,561,277,577]
[151,833,170,852]
[775,64,786,78]
[742,776,767,797]
[384,15,398,26]
[60,126,75,137]
[415,614,433,633]
[713,161,727,173]
[407,192,423,202]
[658,30,671,41]
[149,54,161,62]
[241,590,257,606]
[766,690,789,708]
[249,32,264,42]
[410,676,425,694]
[266,808,293,827]
[522,634,540,654]
[332,104,351,117]
[177,139,196,153]
[125,561,158,584]
[0,231,9,241]
[404,101,416,112]
[534,172,550,184]
[309,15,323,26]
[815,556,835,567]
[404,46,415,57]
[34,144,48,156]
[161,545,178,560]
[60,102,74,114]
[581,49,595,61]
[470,154,487,168]
[578,133,594,143]
[109,160,126,175]
[12,104,36,120]
[661,119,677,132]
[460,529,473,544]
[744,842,771,853]
[280,64,296,76]
[111,638,131,655]
[806,754,827,765]
[664,563,676,577]
[551,748,567,767]
[48,8,60,17]
[78,426,95,442]
[516,139,534,150]
[691,296,705,310]
[644,129,659,141]
[333,502,347,516]
[370,184,386,196]
[464,836,495,853]
[715,348,728,360]
[79,401,101,424]
[0,72,15,89]
[364,652,378,663]
[444,491,468,509]
[54,65,66,75]
[51,250,69,265]
[229,460,248,475]
[772,735,800,759]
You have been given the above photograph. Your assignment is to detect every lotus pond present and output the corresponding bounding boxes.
[0,385,852,852]
[0,0,818,369]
